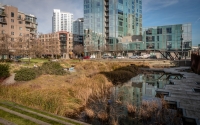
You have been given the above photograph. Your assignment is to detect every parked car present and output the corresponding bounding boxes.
[139,54,151,59]
[83,56,90,59]
[147,55,157,59]
[90,55,96,59]
[102,55,113,59]
[116,56,124,59]
[129,55,139,59]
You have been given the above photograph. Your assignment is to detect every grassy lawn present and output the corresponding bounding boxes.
[0,109,37,125]
[20,58,49,64]
[0,100,81,125]
[0,103,65,125]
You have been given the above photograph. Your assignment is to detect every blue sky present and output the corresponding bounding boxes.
[1,0,200,46]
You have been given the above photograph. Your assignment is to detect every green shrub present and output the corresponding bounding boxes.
[15,68,36,81]
[41,62,65,75]
[0,64,10,79]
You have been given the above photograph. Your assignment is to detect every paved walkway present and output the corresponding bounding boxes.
[0,118,16,125]
[2,73,16,85]
[153,67,200,125]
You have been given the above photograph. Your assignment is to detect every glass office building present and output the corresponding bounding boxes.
[143,23,192,51]
[83,0,142,56]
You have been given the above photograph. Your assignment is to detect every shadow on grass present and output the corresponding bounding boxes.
[100,64,149,85]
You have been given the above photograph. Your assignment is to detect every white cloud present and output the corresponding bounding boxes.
[143,0,179,12]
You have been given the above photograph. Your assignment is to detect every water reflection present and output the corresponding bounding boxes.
[84,73,182,125]
[110,73,171,105]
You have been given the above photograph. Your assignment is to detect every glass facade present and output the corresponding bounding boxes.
[84,0,192,57]
[143,23,192,51]
[83,0,142,56]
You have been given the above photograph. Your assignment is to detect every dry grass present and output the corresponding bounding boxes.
[97,110,108,121]
[127,103,137,114]
[85,108,95,118]
[0,60,149,117]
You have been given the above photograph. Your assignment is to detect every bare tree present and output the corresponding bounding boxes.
[48,34,59,59]
[86,44,96,55]
[73,44,84,57]
[115,43,124,56]
[29,38,45,58]
[15,35,30,58]
[0,34,12,59]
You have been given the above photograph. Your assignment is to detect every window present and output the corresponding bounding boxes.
[19,21,22,24]
[97,2,100,6]
[157,36,159,41]
[11,19,14,22]
[11,38,14,41]
[1,24,3,27]
[19,27,22,30]
[2,30,5,34]
[167,35,172,41]
[19,33,22,36]
[157,28,162,34]
[11,12,14,17]
[11,25,14,29]
[11,32,14,35]
[166,27,172,33]
[119,0,123,4]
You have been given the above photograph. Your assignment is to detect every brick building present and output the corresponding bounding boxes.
[0,3,37,59]
[38,31,73,58]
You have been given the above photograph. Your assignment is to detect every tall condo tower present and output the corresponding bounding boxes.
[83,0,142,56]
[52,9,73,33]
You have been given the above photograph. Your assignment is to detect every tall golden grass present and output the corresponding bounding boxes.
[0,61,148,117]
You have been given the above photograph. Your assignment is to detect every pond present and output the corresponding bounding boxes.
[81,73,183,125]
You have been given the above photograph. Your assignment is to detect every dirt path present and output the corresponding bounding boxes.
[0,118,16,125]
[2,73,16,85]
[0,106,50,125]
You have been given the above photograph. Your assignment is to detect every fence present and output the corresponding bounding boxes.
[191,53,200,74]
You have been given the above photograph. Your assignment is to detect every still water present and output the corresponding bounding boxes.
[84,73,182,125]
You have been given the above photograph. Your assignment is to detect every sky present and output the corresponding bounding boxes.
[0,0,200,46]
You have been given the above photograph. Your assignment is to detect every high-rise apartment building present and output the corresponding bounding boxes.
[73,18,83,45]
[52,9,73,33]
[83,0,142,56]
[0,3,37,59]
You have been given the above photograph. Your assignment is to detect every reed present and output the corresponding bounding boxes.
[127,103,137,114]
[97,110,108,121]
[85,108,95,119]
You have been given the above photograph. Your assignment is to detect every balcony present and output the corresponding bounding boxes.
[30,31,36,34]
[26,24,36,29]
[30,37,35,40]
[25,18,36,24]
[105,25,109,28]
[0,12,7,17]
[0,19,7,24]
[18,17,23,20]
